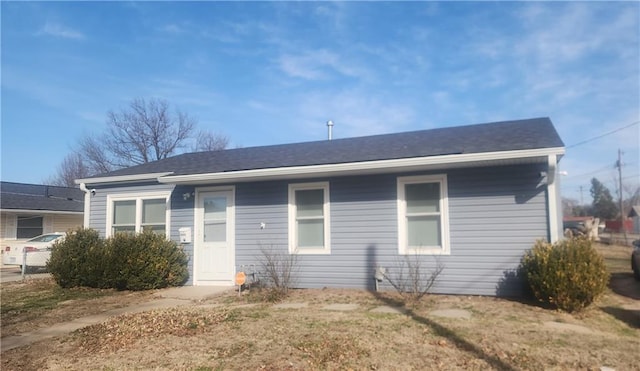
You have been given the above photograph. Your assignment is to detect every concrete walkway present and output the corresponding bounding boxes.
[1,285,473,353]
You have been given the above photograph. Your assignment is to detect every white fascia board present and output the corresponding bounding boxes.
[1,209,83,215]
[75,172,174,186]
[159,147,565,185]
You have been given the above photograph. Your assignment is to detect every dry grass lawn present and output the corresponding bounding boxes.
[1,244,638,370]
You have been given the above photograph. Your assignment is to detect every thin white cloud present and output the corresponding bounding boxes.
[160,24,184,34]
[294,89,415,139]
[145,78,222,108]
[278,49,369,81]
[39,22,85,40]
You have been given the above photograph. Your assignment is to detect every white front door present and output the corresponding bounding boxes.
[195,189,234,285]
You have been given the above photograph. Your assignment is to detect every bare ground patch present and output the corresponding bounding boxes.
[2,286,639,371]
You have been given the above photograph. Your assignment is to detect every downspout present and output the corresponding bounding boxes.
[546,155,561,242]
[79,183,91,228]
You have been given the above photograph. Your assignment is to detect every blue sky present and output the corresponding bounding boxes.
[1,1,639,204]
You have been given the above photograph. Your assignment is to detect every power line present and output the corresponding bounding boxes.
[564,164,614,180]
[566,120,640,149]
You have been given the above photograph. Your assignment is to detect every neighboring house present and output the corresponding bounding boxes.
[0,182,84,245]
[76,117,565,296]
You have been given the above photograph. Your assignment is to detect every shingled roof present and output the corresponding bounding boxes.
[85,117,564,180]
[1,182,84,213]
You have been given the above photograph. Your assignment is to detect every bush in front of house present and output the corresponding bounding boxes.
[110,231,189,291]
[48,227,105,288]
[48,228,188,291]
[520,237,609,312]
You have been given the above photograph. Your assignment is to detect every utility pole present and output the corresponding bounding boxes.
[579,185,584,206]
[616,149,627,244]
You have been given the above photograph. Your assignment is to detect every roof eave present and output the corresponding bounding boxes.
[158,147,565,185]
[75,172,174,186]
[0,209,83,215]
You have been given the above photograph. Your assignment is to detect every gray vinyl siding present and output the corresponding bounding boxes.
[234,163,549,296]
[89,163,549,296]
[171,185,197,284]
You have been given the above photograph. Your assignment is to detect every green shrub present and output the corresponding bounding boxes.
[110,231,189,291]
[101,232,134,290]
[521,237,609,312]
[48,228,188,291]
[48,228,104,288]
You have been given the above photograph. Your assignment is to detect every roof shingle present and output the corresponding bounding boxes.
[1,182,84,212]
[88,117,564,179]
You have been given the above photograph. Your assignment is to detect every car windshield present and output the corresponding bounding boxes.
[28,234,63,242]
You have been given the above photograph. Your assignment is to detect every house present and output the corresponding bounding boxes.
[76,117,565,296]
[0,182,84,244]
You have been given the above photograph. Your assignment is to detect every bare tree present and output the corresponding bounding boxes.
[192,129,229,152]
[78,135,113,175]
[45,153,91,187]
[620,180,639,214]
[102,98,196,168]
[48,97,229,182]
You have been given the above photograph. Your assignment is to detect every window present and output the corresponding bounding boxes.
[142,199,167,235]
[113,200,136,234]
[288,182,330,254]
[17,216,43,239]
[107,193,170,237]
[397,175,450,255]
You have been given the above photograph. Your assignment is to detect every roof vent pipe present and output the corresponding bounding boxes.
[327,120,334,140]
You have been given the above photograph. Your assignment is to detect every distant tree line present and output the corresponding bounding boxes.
[563,177,639,220]
[47,98,229,187]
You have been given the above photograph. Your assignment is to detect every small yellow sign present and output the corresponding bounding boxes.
[235,271,246,286]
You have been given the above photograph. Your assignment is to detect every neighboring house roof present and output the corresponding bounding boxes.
[79,117,565,185]
[0,182,84,213]
[629,205,640,218]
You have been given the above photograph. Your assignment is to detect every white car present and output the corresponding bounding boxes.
[3,233,65,270]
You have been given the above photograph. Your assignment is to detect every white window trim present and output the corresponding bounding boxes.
[106,191,171,238]
[288,182,331,255]
[397,174,450,255]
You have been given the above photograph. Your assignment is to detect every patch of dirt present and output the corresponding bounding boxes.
[2,286,639,371]
[542,321,596,334]
[75,307,230,353]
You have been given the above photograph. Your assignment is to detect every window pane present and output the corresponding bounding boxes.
[204,197,226,220]
[298,219,324,247]
[296,189,323,217]
[17,216,43,239]
[113,226,136,234]
[142,225,166,236]
[143,199,166,224]
[113,200,136,224]
[204,222,226,242]
[407,215,440,247]
[406,183,440,213]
